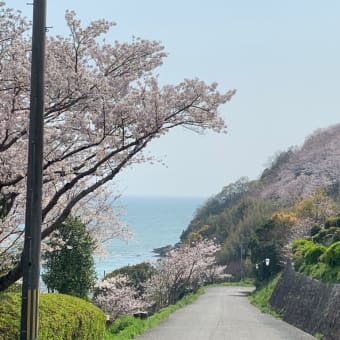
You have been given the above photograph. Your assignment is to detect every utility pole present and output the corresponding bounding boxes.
[240,234,244,280]
[20,1,46,339]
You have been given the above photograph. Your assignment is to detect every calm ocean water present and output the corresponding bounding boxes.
[94,196,205,278]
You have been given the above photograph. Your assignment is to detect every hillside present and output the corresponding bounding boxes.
[181,123,340,278]
[260,123,340,202]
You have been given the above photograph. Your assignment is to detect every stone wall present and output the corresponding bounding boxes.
[270,265,340,340]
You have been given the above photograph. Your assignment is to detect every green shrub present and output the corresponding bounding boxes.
[0,293,105,340]
[104,262,156,294]
[324,216,340,229]
[0,293,21,340]
[107,315,138,335]
[304,245,326,265]
[310,225,321,236]
[312,230,327,244]
[313,227,340,245]
[105,315,144,339]
[292,239,313,255]
[334,229,340,242]
[292,240,314,271]
[302,262,327,280]
[320,241,340,267]
[293,254,305,272]
[303,262,340,283]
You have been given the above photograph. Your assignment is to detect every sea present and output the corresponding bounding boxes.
[94,196,205,279]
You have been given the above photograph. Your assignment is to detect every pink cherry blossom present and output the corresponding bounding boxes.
[144,239,227,309]
[0,4,234,291]
[93,275,149,319]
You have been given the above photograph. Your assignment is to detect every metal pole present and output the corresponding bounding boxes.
[240,243,243,280]
[20,1,46,339]
[240,234,243,280]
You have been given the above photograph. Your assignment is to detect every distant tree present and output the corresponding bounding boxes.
[182,177,251,241]
[282,189,336,247]
[249,214,294,285]
[294,189,335,223]
[105,262,156,294]
[42,217,96,299]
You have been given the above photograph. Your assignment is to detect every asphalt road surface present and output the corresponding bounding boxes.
[136,286,316,340]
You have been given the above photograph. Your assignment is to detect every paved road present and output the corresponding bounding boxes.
[136,286,316,340]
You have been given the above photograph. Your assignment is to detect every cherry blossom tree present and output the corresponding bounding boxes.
[93,275,148,319]
[0,4,234,291]
[143,239,226,309]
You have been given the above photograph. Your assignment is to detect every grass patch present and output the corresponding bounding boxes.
[314,332,326,340]
[248,274,282,318]
[301,262,340,283]
[218,278,255,287]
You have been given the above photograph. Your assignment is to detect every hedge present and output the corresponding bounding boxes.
[0,293,105,340]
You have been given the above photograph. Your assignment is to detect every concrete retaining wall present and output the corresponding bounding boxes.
[270,265,340,340]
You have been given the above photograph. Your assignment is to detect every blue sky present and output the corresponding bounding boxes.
[10,1,340,197]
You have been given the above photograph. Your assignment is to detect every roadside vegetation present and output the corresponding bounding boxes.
[104,287,205,340]
[0,239,227,338]
[248,274,281,317]
[292,218,340,283]
[0,291,105,340]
